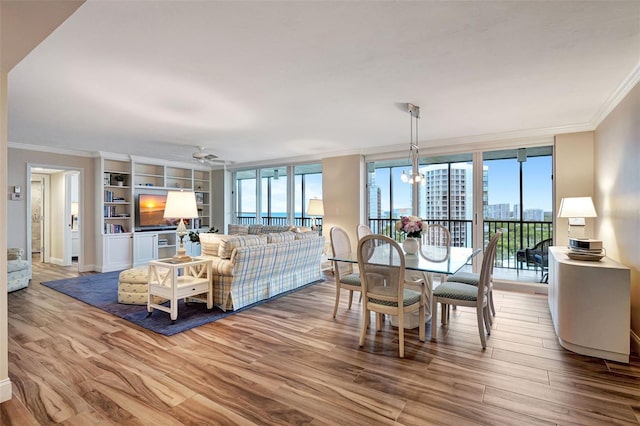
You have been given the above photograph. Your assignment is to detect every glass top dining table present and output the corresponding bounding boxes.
[329,244,480,276]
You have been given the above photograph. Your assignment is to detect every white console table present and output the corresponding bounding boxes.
[548,246,630,363]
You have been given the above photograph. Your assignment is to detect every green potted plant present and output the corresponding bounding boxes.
[113,174,125,186]
[188,226,219,244]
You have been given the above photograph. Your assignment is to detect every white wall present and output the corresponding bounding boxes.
[49,172,66,264]
[322,155,365,253]
[594,81,640,354]
[8,148,97,270]
[0,61,10,404]
[554,132,595,248]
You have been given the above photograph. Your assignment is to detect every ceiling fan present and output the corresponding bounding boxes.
[191,146,228,165]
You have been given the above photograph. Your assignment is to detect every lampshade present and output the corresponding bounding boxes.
[557,197,597,219]
[163,190,198,220]
[307,198,324,216]
[164,190,199,262]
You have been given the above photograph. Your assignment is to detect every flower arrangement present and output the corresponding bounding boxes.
[395,215,427,238]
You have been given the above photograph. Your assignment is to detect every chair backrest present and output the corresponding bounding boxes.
[330,226,354,277]
[356,224,373,241]
[477,230,503,300]
[357,234,406,306]
[422,224,450,247]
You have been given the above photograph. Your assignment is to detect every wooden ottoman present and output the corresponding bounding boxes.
[118,267,167,305]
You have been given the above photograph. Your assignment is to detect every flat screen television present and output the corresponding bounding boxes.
[135,192,179,231]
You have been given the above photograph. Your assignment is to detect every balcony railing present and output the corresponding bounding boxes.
[368,218,553,271]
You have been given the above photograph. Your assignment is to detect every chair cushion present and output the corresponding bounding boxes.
[8,259,29,273]
[340,273,361,286]
[433,281,480,301]
[368,288,421,307]
[8,248,24,260]
[448,271,479,286]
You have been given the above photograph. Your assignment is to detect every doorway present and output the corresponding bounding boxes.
[28,166,82,271]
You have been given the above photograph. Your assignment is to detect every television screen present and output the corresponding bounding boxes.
[136,193,177,230]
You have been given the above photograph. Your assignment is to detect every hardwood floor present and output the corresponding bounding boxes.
[2,261,639,425]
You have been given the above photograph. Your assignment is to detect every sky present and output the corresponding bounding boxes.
[239,155,553,216]
[382,155,553,214]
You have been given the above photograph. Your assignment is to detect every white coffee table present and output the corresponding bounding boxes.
[146,257,213,323]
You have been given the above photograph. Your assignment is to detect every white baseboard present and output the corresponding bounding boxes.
[494,279,548,295]
[49,257,65,266]
[0,377,12,403]
[78,264,97,273]
[631,330,640,356]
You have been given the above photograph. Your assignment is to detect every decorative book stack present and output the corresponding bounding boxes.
[567,238,605,261]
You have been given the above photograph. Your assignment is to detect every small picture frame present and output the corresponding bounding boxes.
[195,192,204,204]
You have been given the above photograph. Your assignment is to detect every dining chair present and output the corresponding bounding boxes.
[431,230,502,349]
[356,224,373,240]
[448,230,503,320]
[357,234,426,358]
[421,224,451,285]
[329,226,362,318]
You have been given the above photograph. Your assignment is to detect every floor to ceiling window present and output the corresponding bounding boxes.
[261,167,287,225]
[367,146,553,284]
[234,169,257,224]
[233,163,322,228]
[366,154,473,245]
[294,164,323,228]
[482,146,553,282]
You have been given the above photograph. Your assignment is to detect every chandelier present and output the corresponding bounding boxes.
[400,103,425,184]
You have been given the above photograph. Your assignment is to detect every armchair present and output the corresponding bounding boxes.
[8,248,30,292]
[517,238,551,283]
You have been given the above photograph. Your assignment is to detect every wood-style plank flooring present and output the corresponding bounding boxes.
[2,260,639,425]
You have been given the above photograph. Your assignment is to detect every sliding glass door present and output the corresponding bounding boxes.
[482,147,553,281]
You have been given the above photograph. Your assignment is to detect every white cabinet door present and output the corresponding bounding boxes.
[103,234,132,271]
[134,232,158,266]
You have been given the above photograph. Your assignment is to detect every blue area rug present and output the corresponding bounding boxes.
[42,271,320,336]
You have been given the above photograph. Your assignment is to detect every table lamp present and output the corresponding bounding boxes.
[307,198,324,232]
[557,196,597,239]
[163,190,199,262]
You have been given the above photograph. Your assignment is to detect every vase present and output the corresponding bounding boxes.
[403,237,420,255]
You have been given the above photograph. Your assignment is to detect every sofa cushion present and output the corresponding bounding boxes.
[8,259,29,273]
[248,224,263,234]
[266,231,296,244]
[227,224,249,235]
[294,226,314,234]
[218,234,267,259]
[200,233,226,256]
[294,231,319,240]
[261,225,294,233]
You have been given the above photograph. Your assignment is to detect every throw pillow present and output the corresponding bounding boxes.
[266,231,296,244]
[199,233,226,256]
[294,232,319,240]
[218,234,267,259]
[228,224,249,235]
[248,224,263,234]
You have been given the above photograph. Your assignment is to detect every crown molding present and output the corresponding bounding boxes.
[8,141,96,158]
[591,61,640,128]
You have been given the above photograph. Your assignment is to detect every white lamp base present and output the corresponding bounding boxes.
[568,225,586,239]
[172,219,192,262]
[171,246,192,262]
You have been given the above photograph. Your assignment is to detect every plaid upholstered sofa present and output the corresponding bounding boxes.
[200,229,324,311]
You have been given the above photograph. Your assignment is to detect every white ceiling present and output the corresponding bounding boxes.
[8,1,640,168]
